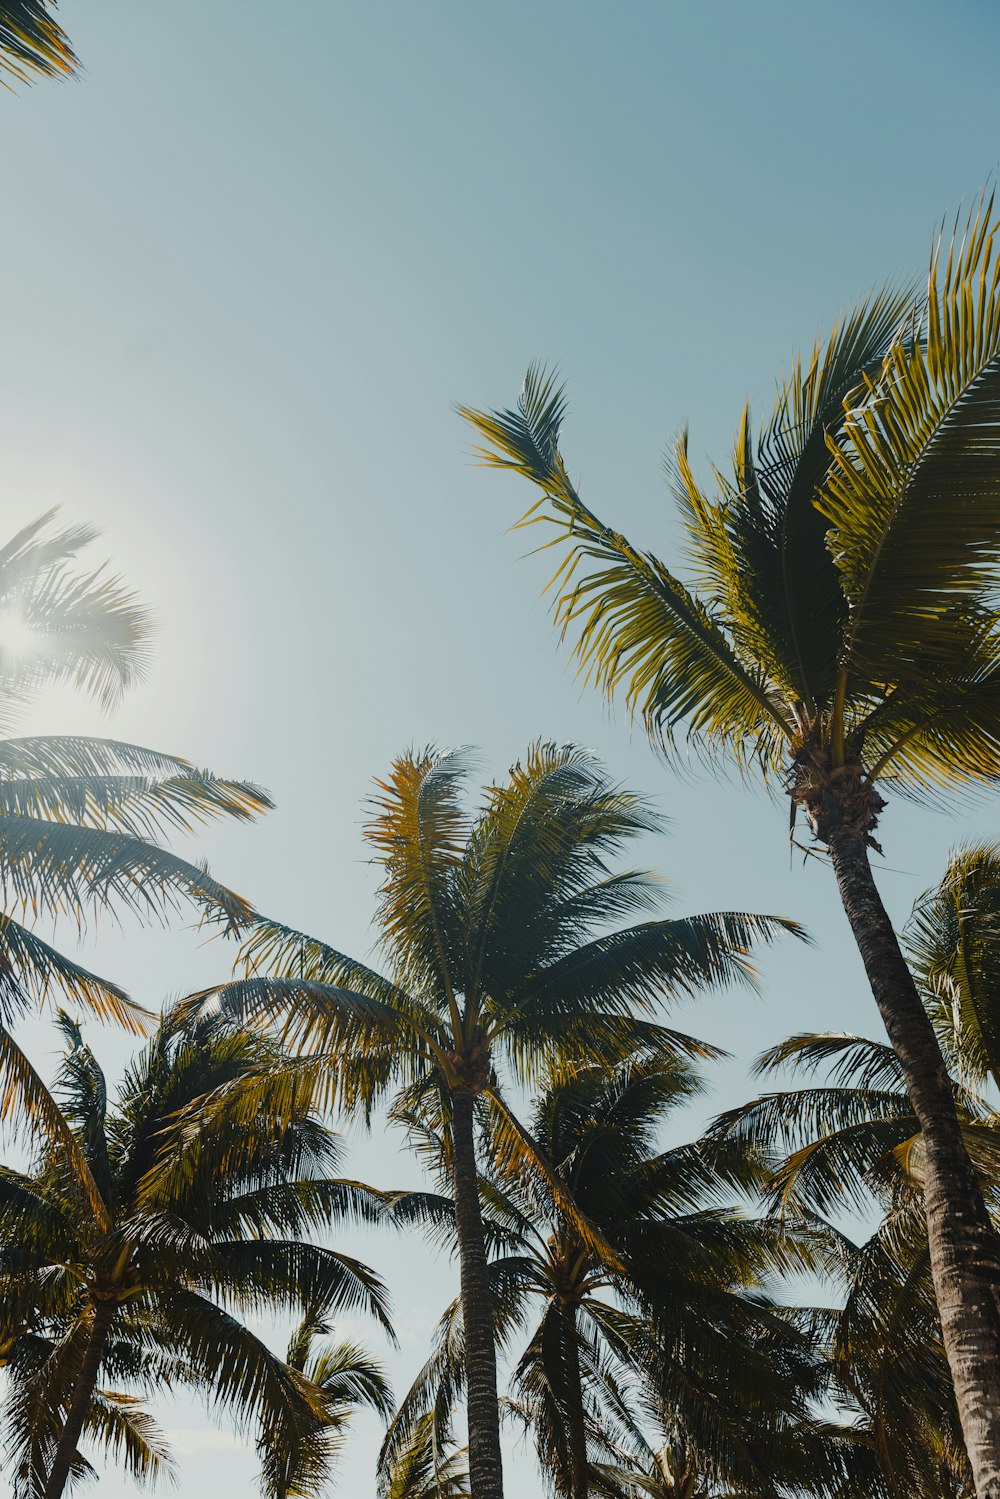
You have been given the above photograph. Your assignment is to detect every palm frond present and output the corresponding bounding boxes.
[0,4,76,85]
[459,369,795,764]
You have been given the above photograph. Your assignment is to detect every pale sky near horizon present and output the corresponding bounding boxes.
[3,1,1000,1493]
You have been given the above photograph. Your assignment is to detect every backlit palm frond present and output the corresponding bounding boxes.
[0,552,150,713]
[0,3,76,84]
[365,747,471,1001]
[905,843,1000,1087]
[500,911,806,1044]
[259,1335,392,1499]
[460,741,661,998]
[753,1032,905,1092]
[821,195,1000,697]
[0,913,148,1032]
[675,286,913,713]
[237,915,404,1004]
[0,767,271,839]
[709,1086,918,1215]
[459,370,795,767]
[0,817,255,932]
[197,1239,395,1338]
[380,1413,470,1499]
[82,1391,174,1490]
[0,1028,109,1227]
[153,1288,327,1440]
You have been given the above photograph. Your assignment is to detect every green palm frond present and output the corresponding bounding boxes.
[0,3,76,84]
[459,371,795,763]
[820,197,1000,693]
[0,816,256,931]
[0,913,147,1032]
[905,842,1000,1086]
[502,910,806,1035]
[365,747,472,1003]
[82,1391,175,1490]
[754,1031,905,1091]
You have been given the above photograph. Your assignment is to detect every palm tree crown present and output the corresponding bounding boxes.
[0,1007,394,1499]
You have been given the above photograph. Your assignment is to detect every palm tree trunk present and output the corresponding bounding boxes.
[43,1296,116,1499]
[561,1304,589,1499]
[450,1087,504,1499]
[829,826,1000,1499]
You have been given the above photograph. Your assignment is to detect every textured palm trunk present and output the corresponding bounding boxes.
[43,1296,116,1499]
[829,827,1000,1499]
[561,1304,589,1499]
[450,1088,504,1499]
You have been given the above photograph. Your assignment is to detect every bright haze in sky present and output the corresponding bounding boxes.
[0,1,998,1492]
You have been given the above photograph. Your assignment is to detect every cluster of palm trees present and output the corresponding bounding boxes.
[1,168,1000,1499]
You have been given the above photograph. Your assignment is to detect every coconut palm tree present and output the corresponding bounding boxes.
[0,512,270,1158]
[381,1414,470,1499]
[709,846,1000,1496]
[181,741,801,1499]
[712,1029,977,1498]
[257,1307,393,1499]
[0,2,74,84]
[384,1050,876,1499]
[459,198,1000,1494]
[0,1008,394,1499]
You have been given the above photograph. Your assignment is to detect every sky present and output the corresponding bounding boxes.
[2,0,1000,1492]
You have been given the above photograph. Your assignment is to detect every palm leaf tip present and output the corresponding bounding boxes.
[0,1,77,84]
[457,362,570,498]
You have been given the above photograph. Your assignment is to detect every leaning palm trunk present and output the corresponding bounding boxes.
[451,1089,505,1499]
[829,826,1000,1495]
[42,1298,116,1499]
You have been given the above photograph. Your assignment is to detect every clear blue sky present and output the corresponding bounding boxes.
[3,1,1000,1492]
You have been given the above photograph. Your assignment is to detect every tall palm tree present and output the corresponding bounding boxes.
[0,1008,394,1499]
[459,198,1000,1494]
[0,2,74,85]
[182,741,801,1499]
[0,513,271,1159]
[384,1051,872,1499]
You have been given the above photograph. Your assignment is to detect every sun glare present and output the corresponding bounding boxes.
[0,609,41,668]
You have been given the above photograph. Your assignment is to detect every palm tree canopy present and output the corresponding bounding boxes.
[705,840,1000,1499]
[459,197,1000,830]
[383,1055,862,1499]
[256,1308,393,1499]
[0,1007,394,1499]
[184,741,801,1126]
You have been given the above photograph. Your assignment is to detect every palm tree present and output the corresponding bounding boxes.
[384,1050,872,1499]
[712,1028,977,1498]
[0,2,74,84]
[257,1307,393,1499]
[182,741,801,1499]
[0,513,271,1158]
[0,1008,395,1499]
[381,1414,470,1499]
[459,198,1000,1494]
[710,843,1000,1497]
